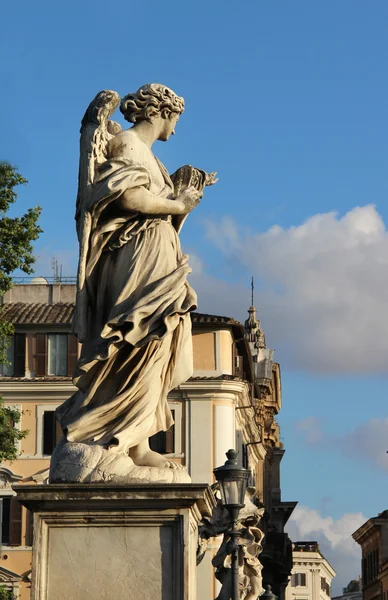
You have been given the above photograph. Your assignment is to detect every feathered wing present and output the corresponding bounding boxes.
[73,90,122,341]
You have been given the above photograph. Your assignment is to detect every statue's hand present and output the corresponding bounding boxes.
[205,171,219,187]
[176,186,202,215]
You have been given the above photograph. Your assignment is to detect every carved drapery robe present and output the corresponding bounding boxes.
[57,133,197,452]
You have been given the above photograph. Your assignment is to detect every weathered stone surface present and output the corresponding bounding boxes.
[15,483,216,600]
[48,524,174,599]
[50,439,191,484]
[50,84,217,483]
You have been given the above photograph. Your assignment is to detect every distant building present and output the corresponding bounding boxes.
[0,281,296,599]
[332,590,362,600]
[353,510,388,600]
[285,541,336,600]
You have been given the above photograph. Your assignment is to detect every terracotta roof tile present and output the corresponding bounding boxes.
[0,303,242,328]
[190,374,244,382]
[191,312,242,326]
[0,376,72,382]
[0,303,75,325]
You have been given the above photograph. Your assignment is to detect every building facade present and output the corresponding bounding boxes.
[0,281,296,599]
[285,542,336,600]
[353,510,388,600]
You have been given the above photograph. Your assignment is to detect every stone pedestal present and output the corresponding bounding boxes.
[15,483,216,600]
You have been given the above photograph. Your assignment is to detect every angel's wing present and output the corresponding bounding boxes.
[73,90,122,341]
[75,89,122,240]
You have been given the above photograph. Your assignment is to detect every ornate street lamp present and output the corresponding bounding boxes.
[261,585,278,600]
[213,449,250,600]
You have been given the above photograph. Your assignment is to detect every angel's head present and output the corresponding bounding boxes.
[120,84,184,141]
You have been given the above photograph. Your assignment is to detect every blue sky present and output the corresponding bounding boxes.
[2,0,388,591]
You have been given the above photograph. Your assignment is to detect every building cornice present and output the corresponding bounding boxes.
[0,379,76,402]
[352,518,382,544]
[292,552,336,578]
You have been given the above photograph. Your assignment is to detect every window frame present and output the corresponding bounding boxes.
[0,337,15,376]
[0,496,12,545]
[166,401,182,457]
[0,334,26,377]
[5,403,22,455]
[0,491,22,547]
[35,333,78,377]
[291,573,307,587]
[149,402,183,457]
[36,404,62,457]
[47,333,68,377]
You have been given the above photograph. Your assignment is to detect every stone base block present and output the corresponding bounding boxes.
[15,483,215,600]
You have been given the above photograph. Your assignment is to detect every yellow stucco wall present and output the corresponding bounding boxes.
[219,330,233,374]
[19,407,36,457]
[0,549,32,600]
[193,332,216,371]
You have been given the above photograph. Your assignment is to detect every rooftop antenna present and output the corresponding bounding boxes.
[51,258,63,283]
[51,257,58,281]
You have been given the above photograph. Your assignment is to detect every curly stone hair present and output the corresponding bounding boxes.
[120,83,185,124]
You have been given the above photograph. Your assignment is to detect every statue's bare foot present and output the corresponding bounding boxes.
[130,448,180,469]
[129,438,187,470]
[130,448,168,468]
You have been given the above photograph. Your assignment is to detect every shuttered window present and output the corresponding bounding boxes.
[149,410,175,454]
[0,334,26,377]
[9,497,22,546]
[48,334,67,376]
[0,497,11,543]
[291,573,306,587]
[0,497,22,546]
[36,334,78,376]
[67,334,78,376]
[43,410,62,455]
[36,333,47,376]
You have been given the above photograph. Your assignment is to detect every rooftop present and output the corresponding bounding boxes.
[293,541,320,553]
[0,302,242,328]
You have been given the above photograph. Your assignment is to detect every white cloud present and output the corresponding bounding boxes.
[295,416,324,444]
[192,204,388,373]
[188,253,204,276]
[338,418,388,472]
[286,505,366,595]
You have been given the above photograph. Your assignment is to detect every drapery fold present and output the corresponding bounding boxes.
[58,154,197,451]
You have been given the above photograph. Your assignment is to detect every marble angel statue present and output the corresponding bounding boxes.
[49,84,217,484]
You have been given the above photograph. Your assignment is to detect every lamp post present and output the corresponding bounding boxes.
[213,449,250,600]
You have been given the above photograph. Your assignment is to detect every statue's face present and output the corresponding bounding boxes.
[159,113,180,142]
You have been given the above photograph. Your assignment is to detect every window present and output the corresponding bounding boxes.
[42,410,62,455]
[291,573,306,587]
[36,404,63,456]
[363,548,380,585]
[48,334,68,375]
[242,443,249,469]
[0,334,26,377]
[0,497,22,546]
[0,497,11,544]
[150,410,175,454]
[36,334,78,376]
